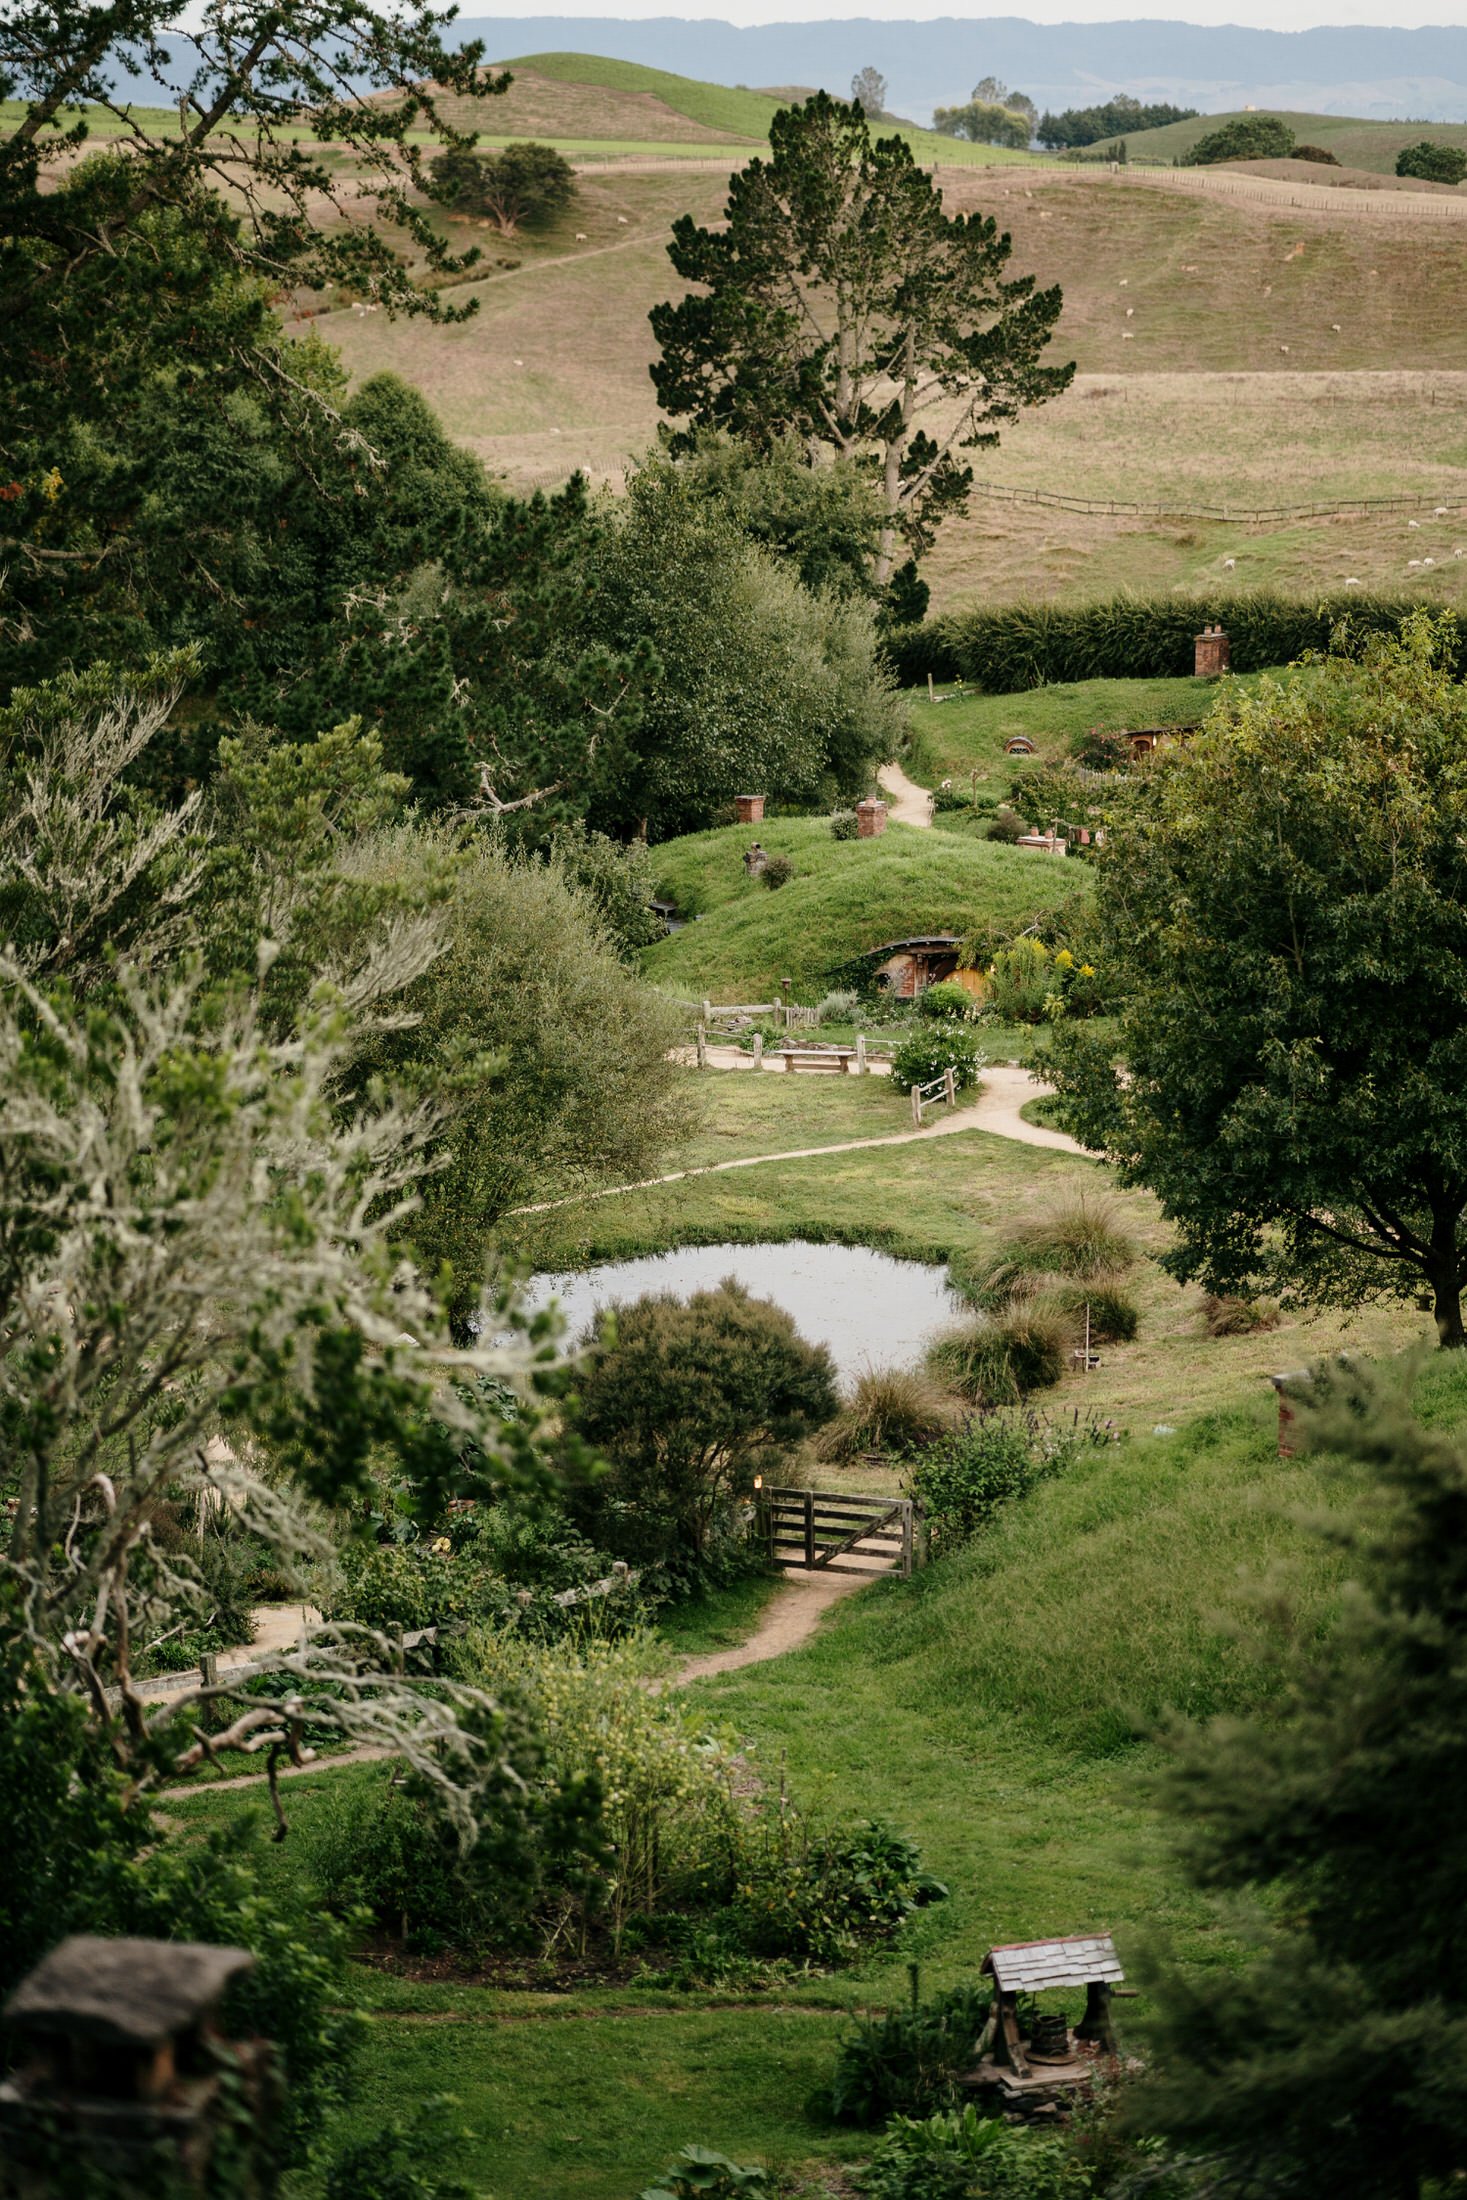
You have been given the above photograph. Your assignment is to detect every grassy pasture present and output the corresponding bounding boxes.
[905,671,1264,786]
[314,156,1467,598]
[641,819,1083,999]
[1079,108,1467,174]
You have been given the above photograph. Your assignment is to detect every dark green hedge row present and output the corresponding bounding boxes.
[883,592,1449,693]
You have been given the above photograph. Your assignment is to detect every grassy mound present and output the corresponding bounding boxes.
[908,672,1260,787]
[643,818,1085,998]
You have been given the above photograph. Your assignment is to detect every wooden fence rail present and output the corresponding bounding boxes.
[754,1487,918,1577]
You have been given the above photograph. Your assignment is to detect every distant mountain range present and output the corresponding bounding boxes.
[450,18,1467,125]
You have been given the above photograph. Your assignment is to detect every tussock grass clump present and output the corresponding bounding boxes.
[817,1364,954,1463]
[926,1305,1074,1405]
[1040,1279,1140,1344]
[1203,1292,1283,1337]
[1009,1192,1136,1282]
[951,1194,1138,1314]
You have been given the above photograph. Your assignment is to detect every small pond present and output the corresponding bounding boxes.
[525,1240,962,1385]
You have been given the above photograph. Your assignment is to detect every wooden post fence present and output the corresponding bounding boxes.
[696,1023,708,1070]
[803,1489,816,1568]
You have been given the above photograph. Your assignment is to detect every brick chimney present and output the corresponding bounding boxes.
[1194,624,1231,679]
[734,794,765,825]
[856,798,887,839]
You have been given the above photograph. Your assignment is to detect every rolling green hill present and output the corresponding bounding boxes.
[484,53,1036,167]
[643,817,1084,999]
[501,50,783,141]
[1083,108,1467,174]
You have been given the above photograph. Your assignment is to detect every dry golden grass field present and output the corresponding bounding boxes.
[307,109,1467,613]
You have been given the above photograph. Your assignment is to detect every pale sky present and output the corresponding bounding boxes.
[466,4,1467,24]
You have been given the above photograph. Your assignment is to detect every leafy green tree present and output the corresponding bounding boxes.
[573,465,903,837]
[1047,617,1467,1345]
[569,1282,839,1559]
[429,140,577,232]
[1,0,504,321]
[932,99,1032,149]
[1135,1359,1467,2199]
[655,432,886,599]
[649,94,1072,588]
[1182,116,1296,165]
[1396,139,1467,185]
[347,828,696,1320]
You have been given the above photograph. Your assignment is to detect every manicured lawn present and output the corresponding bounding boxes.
[643,819,1085,1000]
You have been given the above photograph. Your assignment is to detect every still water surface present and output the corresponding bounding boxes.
[525,1239,961,1384]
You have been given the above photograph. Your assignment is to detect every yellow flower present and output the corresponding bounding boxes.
[1080,963,1096,978]
[1054,948,1074,969]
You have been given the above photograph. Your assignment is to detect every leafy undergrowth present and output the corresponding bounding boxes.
[644,819,1084,999]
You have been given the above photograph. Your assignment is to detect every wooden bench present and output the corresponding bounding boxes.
[781,1047,857,1073]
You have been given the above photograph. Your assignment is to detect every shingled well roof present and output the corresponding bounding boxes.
[982,1936,1124,1994]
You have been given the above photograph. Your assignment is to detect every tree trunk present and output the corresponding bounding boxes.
[1426,1238,1466,1349]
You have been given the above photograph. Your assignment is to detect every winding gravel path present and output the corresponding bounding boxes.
[877,761,934,827]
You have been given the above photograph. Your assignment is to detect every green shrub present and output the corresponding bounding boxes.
[1396,140,1467,184]
[831,809,860,840]
[568,1281,838,1562]
[642,2146,769,2198]
[761,852,796,888]
[918,979,975,1021]
[831,1976,993,2126]
[818,987,861,1020]
[986,805,1024,843]
[908,1408,1117,1555]
[1182,115,1295,165]
[817,1365,954,1462]
[926,1304,1074,1406]
[1292,143,1340,165]
[323,2098,476,2200]
[888,1025,983,1095]
[735,1817,946,1967]
[858,2106,1092,2200]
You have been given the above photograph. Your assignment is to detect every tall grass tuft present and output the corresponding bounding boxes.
[817,1364,954,1463]
[926,1305,1074,1404]
[952,1195,1137,1312]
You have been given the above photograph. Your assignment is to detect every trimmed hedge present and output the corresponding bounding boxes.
[884,591,1443,694]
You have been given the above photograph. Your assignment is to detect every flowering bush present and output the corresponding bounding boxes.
[987,936,1102,1024]
[917,979,974,1021]
[888,1025,983,1095]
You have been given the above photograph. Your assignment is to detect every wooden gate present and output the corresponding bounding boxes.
[756,1488,917,1578]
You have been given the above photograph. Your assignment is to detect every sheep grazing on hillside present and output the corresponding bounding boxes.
[1424,557,1436,567]
[575,232,588,242]
[1435,506,1450,516]
[1126,306,1134,317]
[1278,344,1290,354]
[1223,557,1237,570]
[1345,577,1361,586]
[1409,559,1422,569]
[1119,277,1128,286]
[1409,520,1421,529]
[1330,323,1341,333]
[617,215,629,225]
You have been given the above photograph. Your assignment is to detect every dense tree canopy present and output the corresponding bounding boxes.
[1139,1360,1467,2199]
[1048,618,1467,1345]
[1036,95,1198,149]
[650,94,1072,587]
[572,465,903,837]
[932,99,1032,149]
[1183,115,1296,165]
